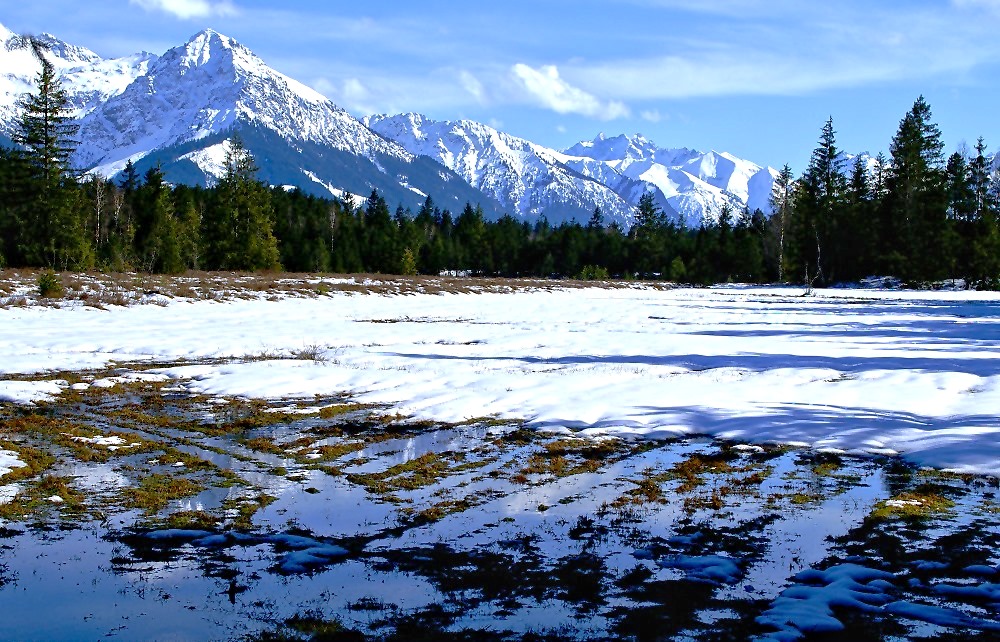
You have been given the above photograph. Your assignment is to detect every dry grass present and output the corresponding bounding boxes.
[0,269,675,309]
[123,474,205,514]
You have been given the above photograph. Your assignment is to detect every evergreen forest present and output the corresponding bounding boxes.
[2,56,1000,289]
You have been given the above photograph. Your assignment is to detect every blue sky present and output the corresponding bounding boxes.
[5,0,1000,170]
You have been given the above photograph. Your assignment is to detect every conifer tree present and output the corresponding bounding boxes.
[844,157,876,279]
[790,118,845,284]
[455,203,491,274]
[968,139,1000,287]
[207,136,281,271]
[361,190,396,272]
[10,37,90,268]
[885,96,949,280]
[768,164,795,282]
[631,192,668,277]
[132,166,183,273]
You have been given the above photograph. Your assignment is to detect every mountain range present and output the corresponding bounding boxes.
[0,22,780,228]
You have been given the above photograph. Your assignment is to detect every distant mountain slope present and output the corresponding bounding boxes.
[566,134,780,225]
[57,28,496,213]
[366,113,648,226]
[0,21,785,225]
[0,22,155,136]
[75,29,408,175]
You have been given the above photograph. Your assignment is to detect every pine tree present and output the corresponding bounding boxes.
[206,136,281,271]
[455,203,491,274]
[768,164,795,282]
[361,190,396,272]
[630,192,668,277]
[10,37,89,268]
[790,118,846,285]
[885,96,950,280]
[132,166,182,273]
[844,157,876,279]
[968,139,1000,288]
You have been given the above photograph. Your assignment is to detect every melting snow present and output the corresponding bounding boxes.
[0,450,26,478]
[2,286,1000,475]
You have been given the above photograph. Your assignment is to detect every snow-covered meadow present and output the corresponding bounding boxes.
[2,282,999,475]
[1,279,999,640]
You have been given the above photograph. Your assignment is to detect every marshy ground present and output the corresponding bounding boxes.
[0,364,997,640]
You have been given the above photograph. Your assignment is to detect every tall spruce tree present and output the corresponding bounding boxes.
[885,96,950,280]
[768,163,795,281]
[361,190,397,272]
[790,118,846,284]
[844,157,876,279]
[630,192,669,277]
[10,35,89,268]
[206,136,281,271]
[967,138,1000,287]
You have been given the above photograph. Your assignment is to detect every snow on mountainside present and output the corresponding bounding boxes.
[365,113,641,226]
[0,23,496,213]
[76,29,411,176]
[566,134,780,225]
[0,21,784,226]
[0,22,155,134]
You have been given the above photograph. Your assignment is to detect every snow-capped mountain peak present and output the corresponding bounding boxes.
[366,112,641,226]
[75,27,410,175]
[563,132,779,224]
[1,21,780,227]
[34,32,103,66]
[0,21,156,131]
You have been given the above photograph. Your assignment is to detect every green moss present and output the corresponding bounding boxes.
[870,491,956,521]
[667,454,736,492]
[163,510,219,530]
[124,474,204,514]
[812,462,842,477]
[519,437,627,480]
[0,474,86,521]
[317,403,371,420]
[242,437,286,455]
[0,441,55,483]
[224,493,277,530]
[347,451,486,496]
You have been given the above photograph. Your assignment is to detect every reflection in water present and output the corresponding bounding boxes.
[0,405,997,640]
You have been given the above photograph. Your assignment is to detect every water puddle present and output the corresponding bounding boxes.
[0,370,997,640]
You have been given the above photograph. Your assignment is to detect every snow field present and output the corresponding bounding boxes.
[1,284,999,475]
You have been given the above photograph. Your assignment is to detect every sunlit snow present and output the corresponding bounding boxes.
[2,284,998,475]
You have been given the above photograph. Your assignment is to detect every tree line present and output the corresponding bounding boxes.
[1,48,999,287]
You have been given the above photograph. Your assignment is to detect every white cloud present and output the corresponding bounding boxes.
[574,7,1000,102]
[511,64,630,120]
[311,77,337,98]
[641,109,664,123]
[459,70,485,102]
[128,0,238,20]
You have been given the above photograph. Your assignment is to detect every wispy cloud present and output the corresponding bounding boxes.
[641,109,664,123]
[459,70,485,103]
[567,6,1000,100]
[128,0,238,20]
[511,64,629,120]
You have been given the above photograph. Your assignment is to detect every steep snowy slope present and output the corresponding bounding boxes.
[62,29,493,213]
[566,134,779,225]
[76,29,407,174]
[365,113,646,226]
[0,22,155,135]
